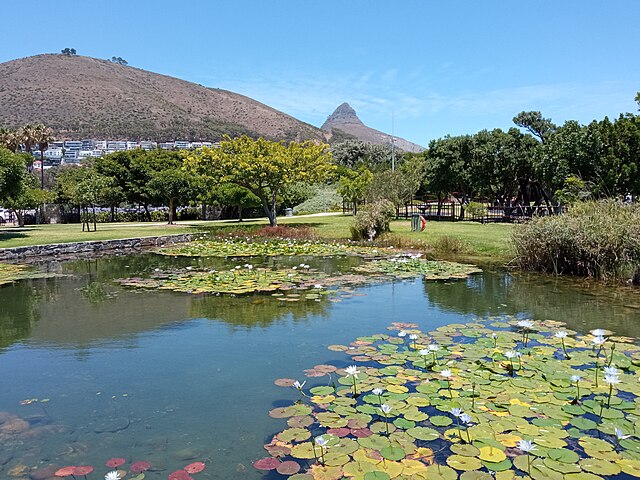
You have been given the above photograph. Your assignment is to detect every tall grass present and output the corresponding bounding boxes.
[512,201,640,280]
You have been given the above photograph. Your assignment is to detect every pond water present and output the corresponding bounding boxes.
[0,253,639,479]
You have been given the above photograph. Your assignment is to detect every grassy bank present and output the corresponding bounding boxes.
[0,214,514,263]
[0,222,202,248]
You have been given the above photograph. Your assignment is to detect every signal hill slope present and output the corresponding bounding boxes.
[0,54,324,142]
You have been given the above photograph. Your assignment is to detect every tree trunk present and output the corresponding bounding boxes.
[238,205,243,222]
[92,205,97,231]
[168,198,174,224]
[110,205,116,222]
[14,210,24,227]
[143,204,151,221]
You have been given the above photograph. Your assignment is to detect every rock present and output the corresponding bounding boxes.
[8,464,29,477]
[94,417,130,433]
[0,417,30,434]
[175,448,200,461]
[0,452,13,465]
[30,465,57,480]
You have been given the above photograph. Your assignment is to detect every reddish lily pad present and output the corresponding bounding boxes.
[277,461,302,475]
[106,458,126,468]
[253,457,281,470]
[54,466,77,477]
[131,461,151,473]
[327,427,351,437]
[184,462,205,474]
[168,470,193,480]
[73,466,94,476]
[275,378,297,387]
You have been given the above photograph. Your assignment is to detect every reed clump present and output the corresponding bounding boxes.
[512,200,640,281]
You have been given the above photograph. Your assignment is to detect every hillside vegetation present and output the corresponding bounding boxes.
[0,54,325,142]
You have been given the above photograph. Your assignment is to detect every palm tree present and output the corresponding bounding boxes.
[17,124,37,155]
[32,124,54,188]
[0,128,20,152]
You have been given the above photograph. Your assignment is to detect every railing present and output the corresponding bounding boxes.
[344,201,565,223]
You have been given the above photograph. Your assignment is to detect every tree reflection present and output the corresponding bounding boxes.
[423,271,640,337]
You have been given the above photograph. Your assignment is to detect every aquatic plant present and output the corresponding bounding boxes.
[154,237,391,258]
[257,317,640,480]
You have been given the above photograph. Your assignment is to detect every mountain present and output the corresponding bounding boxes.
[0,54,325,142]
[321,103,424,153]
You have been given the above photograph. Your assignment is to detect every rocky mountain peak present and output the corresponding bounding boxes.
[321,102,364,130]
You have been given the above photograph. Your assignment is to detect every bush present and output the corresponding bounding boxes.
[293,187,342,215]
[465,202,486,220]
[351,199,396,241]
[512,200,640,280]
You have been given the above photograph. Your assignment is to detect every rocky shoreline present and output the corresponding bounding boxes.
[0,233,193,262]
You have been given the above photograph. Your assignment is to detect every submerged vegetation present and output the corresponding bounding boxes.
[0,262,60,285]
[257,319,640,480]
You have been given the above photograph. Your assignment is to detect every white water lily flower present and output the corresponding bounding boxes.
[372,388,384,396]
[315,435,329,447]
[604,366,620,376]
[450,408,463,417]
[570,375,582,383]
[440,369,453,379]
[554,331,568,338]
[615,428,630,440]
[591,329,607,337]
[604,374,620,385]
[345,365,360,378]
[459,413,472,424]
[419,349,430,356]
[491,333,498,339]
[592,336,606,346]
[293,380,306,390]
[105,472,122,480]
[504,351,517,359]
[409,334,419,340]
[379,404,392,414]
[518,439,537,452]
[428,344,440,352]
[314,284,323,289]
[517,320,534,329]
[398,331,407,338]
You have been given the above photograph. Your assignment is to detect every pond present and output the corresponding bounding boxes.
[0,252,639,479]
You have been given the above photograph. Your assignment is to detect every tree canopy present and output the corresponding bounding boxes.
[186,136,333,226]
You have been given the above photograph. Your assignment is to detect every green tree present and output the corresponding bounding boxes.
[0,148,28,206]
[4,174,54,227]
[187,136,333,226]
[56,167,114,231]
[337,166,373,215]
[110,56,128,65]
[206,182,261,221]
[332,140,391,170]
[61,48,77,55]
[513,111,556,143]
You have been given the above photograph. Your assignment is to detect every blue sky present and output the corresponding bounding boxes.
[2,0,638,146]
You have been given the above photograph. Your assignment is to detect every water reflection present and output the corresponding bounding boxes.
[423,270,640,337]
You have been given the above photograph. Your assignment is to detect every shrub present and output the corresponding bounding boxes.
[465,202,486,220]
[293,187,342,215]
[432,235,469,255]
[512,200,640,280]
[351,199,396,241]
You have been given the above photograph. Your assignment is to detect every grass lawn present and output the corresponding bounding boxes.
[0,214,514,263]
[0,222,203,248]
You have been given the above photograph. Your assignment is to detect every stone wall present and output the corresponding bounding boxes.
[0,234,193,261]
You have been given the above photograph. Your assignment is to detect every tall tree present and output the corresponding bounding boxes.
[513,111,556,143]
[337,166,373,215]
[32,124,54,188]
[0,128,20,153]
[0,148,28,205]
[186,136,333,226]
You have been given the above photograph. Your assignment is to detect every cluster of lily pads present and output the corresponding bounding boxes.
[255,318,640,480]
[116,251,482,297]
[52,458,205,480]
[154,238,390,258]
[0,262,60,285]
